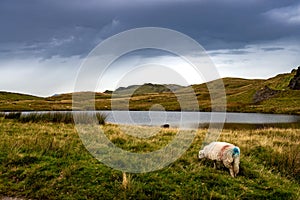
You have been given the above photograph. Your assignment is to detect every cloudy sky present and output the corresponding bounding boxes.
[1,0,300,97]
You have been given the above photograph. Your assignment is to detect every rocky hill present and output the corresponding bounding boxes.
[0,68,300,114]
[288,66,300,90]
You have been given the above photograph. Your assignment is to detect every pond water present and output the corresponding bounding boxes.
[100,111,300,128]
[20,110,300,128]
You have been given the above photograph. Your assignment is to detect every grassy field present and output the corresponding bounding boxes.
[0,116,299,199]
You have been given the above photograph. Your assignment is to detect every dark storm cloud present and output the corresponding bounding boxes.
[0,0,122,59]
[261,47,285,52]
[0,0,300,59]
[209,50,251,57]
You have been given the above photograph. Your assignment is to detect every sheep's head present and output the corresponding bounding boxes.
[198,150,205,159]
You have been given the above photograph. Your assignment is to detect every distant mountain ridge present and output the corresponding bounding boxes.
[114,83,185,95]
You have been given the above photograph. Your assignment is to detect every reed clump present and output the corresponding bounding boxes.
[3,112,107,125]
[4,112,21,119]
[0,112,5,118]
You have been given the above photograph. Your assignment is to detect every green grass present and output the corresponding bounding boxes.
[0,117,299,199]
[0,91,42,101]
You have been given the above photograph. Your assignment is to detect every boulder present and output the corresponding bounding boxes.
[288,66,300,90]
[253,86,280,103]
[161,124,170,128]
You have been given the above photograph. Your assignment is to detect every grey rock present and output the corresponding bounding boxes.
[288,66,300,90]
[253,86,280,103]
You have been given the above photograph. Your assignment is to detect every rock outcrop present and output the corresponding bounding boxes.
[253,86,280,103]
[288,66,300,90]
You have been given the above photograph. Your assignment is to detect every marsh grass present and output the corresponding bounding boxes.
[4,112,21,119]
[2,112,107,125]
[0,118,299,199]
[0,112,5,118]
[73,112,108,125]
[19,112,74,124]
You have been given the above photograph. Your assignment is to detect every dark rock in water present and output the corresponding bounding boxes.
[253,86,280,103]
[161,124,170,128]
[288,66,300,90]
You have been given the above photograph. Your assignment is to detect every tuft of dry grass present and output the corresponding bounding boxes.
[122,172,133,190]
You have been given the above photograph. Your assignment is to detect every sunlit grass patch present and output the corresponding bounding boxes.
[102,124,178,152]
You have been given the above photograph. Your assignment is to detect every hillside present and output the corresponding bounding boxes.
[0,91,42,101]
[0,69,299,114]
[225,72,300,114]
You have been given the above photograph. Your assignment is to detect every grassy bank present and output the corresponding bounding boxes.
[0,117,299,199]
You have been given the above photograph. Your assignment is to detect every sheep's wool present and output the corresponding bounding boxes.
[202,142,234,160]
[199,142,240,177]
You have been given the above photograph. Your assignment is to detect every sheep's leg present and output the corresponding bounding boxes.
[229,168,235,177]
[213,161,217,169]
[233,157,240,177]
[223,161,235,177]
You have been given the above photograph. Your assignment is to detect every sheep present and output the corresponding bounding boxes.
[198,142,240,177]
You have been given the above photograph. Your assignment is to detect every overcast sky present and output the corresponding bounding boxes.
[1,0,300,97]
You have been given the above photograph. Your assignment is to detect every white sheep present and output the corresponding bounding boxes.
[198,142,240,177]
